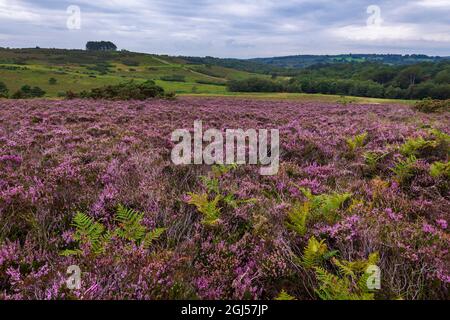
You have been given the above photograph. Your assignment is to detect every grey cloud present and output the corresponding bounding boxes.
[0,0,448,57]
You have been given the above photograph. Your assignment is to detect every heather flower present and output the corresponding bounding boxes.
[436,219,447,230]
[422,223,437,235]
[386,208,403,221]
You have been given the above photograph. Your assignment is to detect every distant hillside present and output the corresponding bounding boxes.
[181,56,284,74]
[250,54,450,69]
[0,48,267,97]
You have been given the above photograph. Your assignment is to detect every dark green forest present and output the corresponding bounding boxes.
[228,61,450,100]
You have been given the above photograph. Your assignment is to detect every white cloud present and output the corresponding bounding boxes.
[0,0,42,22]
[415,0,450,8]
[333,24,450,42]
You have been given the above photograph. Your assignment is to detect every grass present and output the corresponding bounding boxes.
[180,92,416,105]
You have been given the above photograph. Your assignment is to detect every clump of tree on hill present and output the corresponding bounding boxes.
[65,80,174,100]
[86,41,117,51]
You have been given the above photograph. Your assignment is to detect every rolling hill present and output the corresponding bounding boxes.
[0,48,268,97]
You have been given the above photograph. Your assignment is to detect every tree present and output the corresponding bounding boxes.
[369,68,396,84]
[434,70,450,84]
[49,77,57,85]
[86,41,117,51]
[394,65,424,88]
[0,81,8,98]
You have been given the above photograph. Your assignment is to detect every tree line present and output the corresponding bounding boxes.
[227,61,450,100]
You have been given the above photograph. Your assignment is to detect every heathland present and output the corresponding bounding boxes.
[0,97,448,299]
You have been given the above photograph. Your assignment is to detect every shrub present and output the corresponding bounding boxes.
[160,75,186,82]
[413,98,450,113]
[68,81,169,100]
[122,59,140,67]
[49,77,57,85]
[195,79,227,86]
[11,85,46,99]
[0,81,8,97]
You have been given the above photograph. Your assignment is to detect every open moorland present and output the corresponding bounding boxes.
[0,97,448,299]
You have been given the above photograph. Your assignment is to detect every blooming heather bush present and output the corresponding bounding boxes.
[0,98,448,300]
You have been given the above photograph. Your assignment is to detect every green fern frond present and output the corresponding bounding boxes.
[430,161,450,178]
[200,176,220,195]
[298,188,352,224]
[333,252,380,278]
[314,266,351,300]
[60,249,83,257]
[314,266,375,300]
[346,132,368,153]
[363,151,388,172]
[286,201,310,236]
[188,193,222,226]
[302,236,329,268]
[114,204,147,244]
[400,136,436,157]
[62,206,165,256]
[391,155,418,184]
[143,227,167,249]
[333,257,357,279]
[211,163,238,177]
[275,289,296,300]
[72,211,106,254]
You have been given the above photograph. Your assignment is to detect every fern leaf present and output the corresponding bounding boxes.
[302,236,328,268]
[60,249,83,257]
[143,227,167,249]
[72,211,106,254]
[188,193,222,226]
[275,289,296,300]
[114,205,147,244]
[286,201,310,236]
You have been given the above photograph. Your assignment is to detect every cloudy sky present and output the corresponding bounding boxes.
[0,0,449,58]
